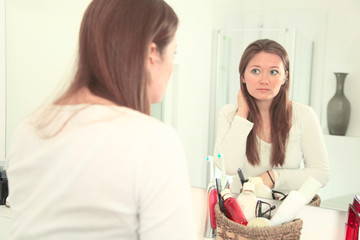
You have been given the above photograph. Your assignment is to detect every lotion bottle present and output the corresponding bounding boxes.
[237,182,257,221]
[221,189,248,226]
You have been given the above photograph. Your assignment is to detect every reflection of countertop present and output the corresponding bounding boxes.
[0,205,11,239]
[297,204,347,239]
[319,135,360,211]
[0,189,349,240]
[321,192,360,212]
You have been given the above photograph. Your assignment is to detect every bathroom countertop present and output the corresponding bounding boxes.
[0,189,349,239]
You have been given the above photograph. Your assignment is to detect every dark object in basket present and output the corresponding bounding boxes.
[308,194,321,207]
[215,203,303,240]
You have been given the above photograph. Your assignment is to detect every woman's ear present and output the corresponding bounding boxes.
[283,70,289,84]
[241,76,246,83]
[148,42,160,65]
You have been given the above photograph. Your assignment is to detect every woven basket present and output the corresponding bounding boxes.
[215,204,303,240]
[308,194,321,207]
[214,194,321,240]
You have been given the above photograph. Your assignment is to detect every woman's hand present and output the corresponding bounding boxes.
[236,88,250,118]
[258,170,275,189]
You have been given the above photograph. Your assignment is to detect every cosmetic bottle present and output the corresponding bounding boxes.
[345,203,360,240]
[353,195,360,213]
[237,182,257,221]
[221,189,248,226]
[345,195,360,240]
[203,156,218,240]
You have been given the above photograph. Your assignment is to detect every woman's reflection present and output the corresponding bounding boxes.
[213,39,330,194]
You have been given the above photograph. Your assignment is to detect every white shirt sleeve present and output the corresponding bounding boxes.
[275,104,330,190]
[213,104,253,175]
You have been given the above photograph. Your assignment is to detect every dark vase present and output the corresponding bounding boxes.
[327,72,351,136]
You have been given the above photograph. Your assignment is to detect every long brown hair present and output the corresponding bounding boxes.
[239,39,292,167]
[56,0,178,115]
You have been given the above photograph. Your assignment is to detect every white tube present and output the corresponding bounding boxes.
[270,190,307,226]
[297,176,322,204]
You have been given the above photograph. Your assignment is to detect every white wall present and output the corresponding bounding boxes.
[5,0,90,153]
[321,1,360,136]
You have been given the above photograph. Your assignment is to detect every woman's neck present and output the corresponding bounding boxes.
[255,99,273,143]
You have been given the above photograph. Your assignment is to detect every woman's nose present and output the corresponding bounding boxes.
[259,74,269,84]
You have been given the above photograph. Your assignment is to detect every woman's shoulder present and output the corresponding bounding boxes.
[106,105,176,134]
[219,103,237,116]
[291,101,315,116]
[46,104,177,140]
[218,104,239,122]
[220,103,237,112]
[291,101,319,130]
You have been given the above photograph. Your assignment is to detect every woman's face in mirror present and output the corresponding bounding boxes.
[241,52,287,103]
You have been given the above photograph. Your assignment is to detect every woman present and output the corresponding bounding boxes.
[7,0,197,239]
[214,39,330,194]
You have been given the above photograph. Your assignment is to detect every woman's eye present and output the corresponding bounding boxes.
[270,70,279,75]
[251,69,260,74]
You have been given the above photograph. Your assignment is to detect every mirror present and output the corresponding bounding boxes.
[2,0,360,214]
[208,0,360,212]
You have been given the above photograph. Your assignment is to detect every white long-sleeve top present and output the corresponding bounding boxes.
[7,104,197,240]
[214,101,330,194]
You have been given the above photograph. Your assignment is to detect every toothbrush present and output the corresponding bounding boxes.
[218,153,228,190]
[207,156,215,185]
[203,156,218,239]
